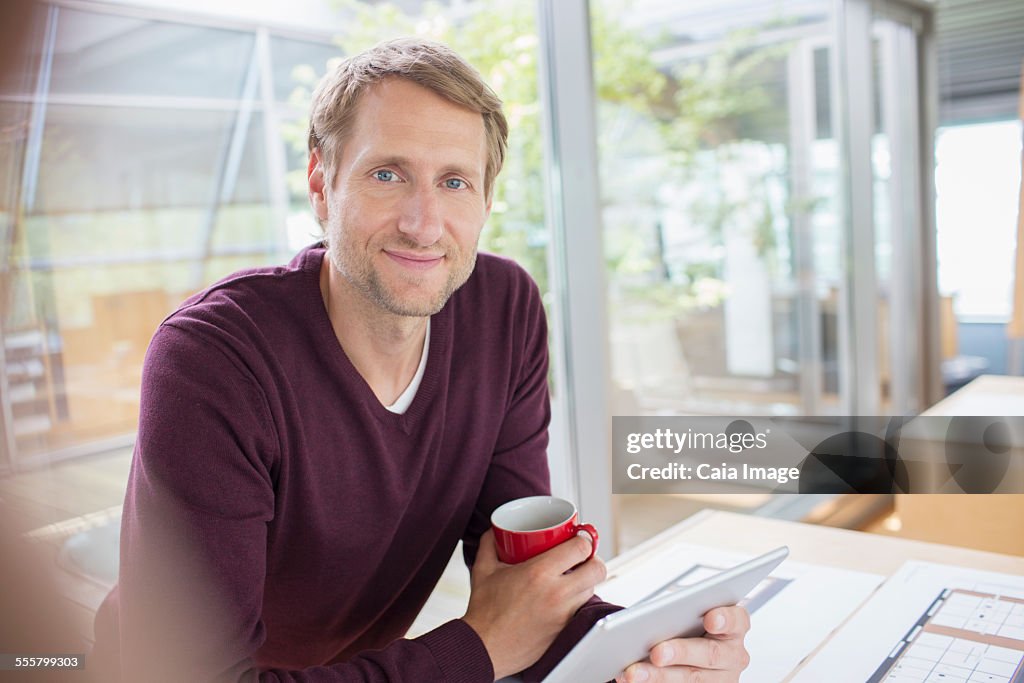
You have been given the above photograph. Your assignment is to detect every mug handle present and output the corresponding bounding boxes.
[573,523,599,561]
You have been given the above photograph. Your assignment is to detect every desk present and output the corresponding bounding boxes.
[892,374,1024,555]
[601,509,1024,682]
[921,374,1024,416]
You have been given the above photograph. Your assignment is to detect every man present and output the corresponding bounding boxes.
[90,38,750,682]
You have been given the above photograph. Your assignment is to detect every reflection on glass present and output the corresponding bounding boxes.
[10,103,280,455]
[49,8,254,100]
[269,35,339,104]
[4,10,290,461]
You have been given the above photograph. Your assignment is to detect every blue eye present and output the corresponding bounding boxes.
[375,169,397,182]
[445,178,467,190]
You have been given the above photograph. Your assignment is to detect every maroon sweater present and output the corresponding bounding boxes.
[91,246,617,682]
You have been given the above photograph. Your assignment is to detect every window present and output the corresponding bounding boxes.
[936,120,1022,321]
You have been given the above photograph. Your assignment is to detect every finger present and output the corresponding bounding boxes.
[619,662,738,683]
[472,530,499,573]
[649,635,750,672]
[703,606,750,637]
[563,553,607,594]
[530,533,598,574]
[565,565,602,606]
[553,554,606,610]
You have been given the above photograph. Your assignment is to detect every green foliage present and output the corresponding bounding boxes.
[663,28,786,155]
[590,9,793,322]
[284,0,799,319]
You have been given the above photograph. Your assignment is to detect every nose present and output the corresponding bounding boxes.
[397,186,444,247]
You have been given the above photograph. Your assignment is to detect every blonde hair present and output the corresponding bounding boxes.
[308,37,508,199]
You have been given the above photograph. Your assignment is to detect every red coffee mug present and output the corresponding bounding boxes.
[490,495,599,564]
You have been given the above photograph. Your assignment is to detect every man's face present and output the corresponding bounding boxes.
[311,78,492,317]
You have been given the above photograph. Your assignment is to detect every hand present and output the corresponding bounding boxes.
[615,605,751,683]
[462,530,606,679]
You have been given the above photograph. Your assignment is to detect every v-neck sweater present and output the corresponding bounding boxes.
[90,245,618,682]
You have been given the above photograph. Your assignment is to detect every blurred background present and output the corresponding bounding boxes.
[0,0,1022,653]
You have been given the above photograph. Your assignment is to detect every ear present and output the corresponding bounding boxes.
[308,148,329,222]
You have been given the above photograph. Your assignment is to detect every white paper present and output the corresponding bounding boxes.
[792,560,1024,683]
[597,542,885,683]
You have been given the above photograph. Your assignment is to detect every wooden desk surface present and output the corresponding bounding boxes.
[607,508,1024,577]
[922,374,1024,417]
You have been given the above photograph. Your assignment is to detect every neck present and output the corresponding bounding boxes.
[320,256,428,406]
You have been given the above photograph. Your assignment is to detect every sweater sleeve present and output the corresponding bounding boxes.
[99,322,494,683]
[458,273,624,681]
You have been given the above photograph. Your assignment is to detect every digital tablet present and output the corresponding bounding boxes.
[541,546,790,683]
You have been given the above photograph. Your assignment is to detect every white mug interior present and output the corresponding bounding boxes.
[491,496,577,532]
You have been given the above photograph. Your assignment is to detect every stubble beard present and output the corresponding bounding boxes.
[326,237,478,317]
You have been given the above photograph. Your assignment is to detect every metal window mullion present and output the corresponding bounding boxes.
[834,0,880,416]
[26,244,284,270]
[0,93,267,112]
[879,22,906,414]
[20,5,59,215]
[917,10,943,404]
[536,0,614,557]
[256,28,291,258]
[881,21,925,415]
[787,42,824,415]
[900,22,927,411]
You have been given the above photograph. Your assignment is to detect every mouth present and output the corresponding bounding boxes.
[383,249,445,271]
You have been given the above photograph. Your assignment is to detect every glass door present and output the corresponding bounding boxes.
[583,0,936,420]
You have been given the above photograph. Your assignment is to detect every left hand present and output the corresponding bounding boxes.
[615,605,751,683]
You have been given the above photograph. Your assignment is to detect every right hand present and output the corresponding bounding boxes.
[462,529,606,680]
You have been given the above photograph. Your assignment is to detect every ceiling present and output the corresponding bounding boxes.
[936,0,1024,124]
[634,0,1023,126]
